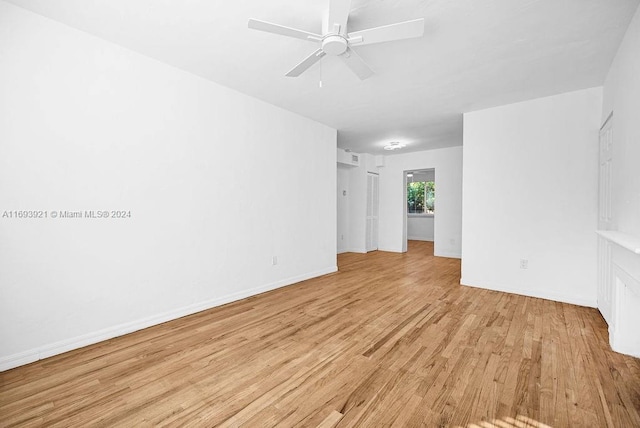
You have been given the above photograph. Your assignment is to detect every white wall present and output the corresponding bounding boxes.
[337,165,350,253]
[600,3,640,357]
[347,160,368,253]
[410,170,435,183]
[462,87,602,307]
[407,217,434,241]
[602,4,640,238]
[0,2,337,371]
[378,146,463,258]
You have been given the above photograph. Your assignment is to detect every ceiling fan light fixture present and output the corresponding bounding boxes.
[384,141,406,151]
[247,0,425,81]
[322,35,348,55]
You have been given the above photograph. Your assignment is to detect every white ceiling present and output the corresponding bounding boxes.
[7,0,639,154]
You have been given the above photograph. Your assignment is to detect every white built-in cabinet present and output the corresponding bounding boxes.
[596,113,640,358]
[366,173,379,252]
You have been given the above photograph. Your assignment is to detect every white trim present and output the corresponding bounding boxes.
[600,110,613,130]
[377,246,403,253]
[0,266,337,372]
[434,250,461,259]
[377,247,459,259]
[460,278,597,308]
[596,230,640,254]
[407,236,434,242]
[346,247,368,254]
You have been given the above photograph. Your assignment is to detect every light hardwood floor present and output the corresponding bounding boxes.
[1,241,639,427]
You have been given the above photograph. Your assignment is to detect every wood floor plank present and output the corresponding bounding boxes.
[1,241,639,427]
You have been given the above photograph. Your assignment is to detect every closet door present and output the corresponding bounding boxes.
[597,114,613,323]
[598,115,613,230]
[366,173,379,252]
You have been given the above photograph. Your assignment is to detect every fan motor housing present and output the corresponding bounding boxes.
[322,35,348,56]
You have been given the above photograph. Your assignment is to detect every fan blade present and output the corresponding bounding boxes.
[340,48,373,80]
[248,19,321,42]
[327,0,352,35]
[348,18,424,46]
[285,49,327,77]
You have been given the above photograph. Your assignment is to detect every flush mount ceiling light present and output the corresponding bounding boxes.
[384,141,406,151]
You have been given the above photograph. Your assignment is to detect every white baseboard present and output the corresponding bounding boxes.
[377,247,403,253]
[407,236,434,242]
[375,245,461,258]
[460,277,597,308]
[0,266,337,372]
[434,250,462,259]
[346,248,368,254]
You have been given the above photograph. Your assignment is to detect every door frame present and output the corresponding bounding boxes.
[403,168,436,252]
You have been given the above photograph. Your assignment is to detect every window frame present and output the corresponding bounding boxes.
[407,180,435,216]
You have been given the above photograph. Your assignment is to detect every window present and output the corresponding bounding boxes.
[407,181,435,214]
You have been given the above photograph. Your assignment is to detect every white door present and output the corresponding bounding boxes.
[598,114,613,230]
[597,114,613,323]
[366,173,379,252]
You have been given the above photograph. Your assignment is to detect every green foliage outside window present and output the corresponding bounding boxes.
[407,181,435,214]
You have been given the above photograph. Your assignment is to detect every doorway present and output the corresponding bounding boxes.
[403,168,435,253]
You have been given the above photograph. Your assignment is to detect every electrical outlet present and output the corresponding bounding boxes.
[341,234,344,241]
[272,256,278,266]
[520,259,528,269]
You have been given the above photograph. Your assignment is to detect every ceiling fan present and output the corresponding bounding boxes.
[248,0,425,80]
